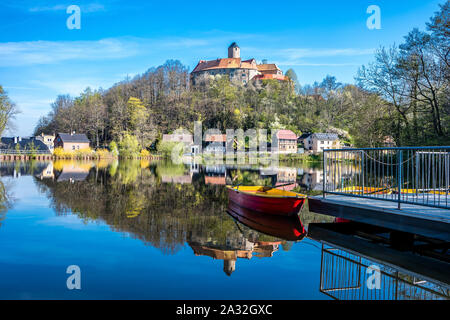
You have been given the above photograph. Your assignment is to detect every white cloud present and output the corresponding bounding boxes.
[29,3,105,13]
[278,48,375,59]
[0,38,139,67]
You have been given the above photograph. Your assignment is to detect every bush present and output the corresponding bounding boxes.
[118,133,140,158]
[140,149,150,158]
[95,148,111,159]
[74,147,94,159]
[157,140,184,159]
[53,147,72,159]
[109,141,119,157]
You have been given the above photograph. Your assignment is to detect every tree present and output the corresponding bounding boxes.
[0,86,20,136]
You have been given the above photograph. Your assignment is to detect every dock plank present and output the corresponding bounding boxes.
[308,195,450,241]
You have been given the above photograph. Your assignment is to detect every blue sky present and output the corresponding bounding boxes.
[0,0,444,136]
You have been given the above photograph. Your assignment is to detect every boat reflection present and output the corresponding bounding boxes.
[187,202,306,277]
[227,201,306,241]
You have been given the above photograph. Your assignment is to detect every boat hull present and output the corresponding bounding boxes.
[227,186,306,216]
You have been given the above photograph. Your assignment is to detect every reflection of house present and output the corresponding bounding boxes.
[204,176,226,185]
[161,175,192,184]
[0,137,51,153]
[204,165,226,185]
[55,163,90,182]
[301,133,340,153]
[35,133,55,154]
[37,163,54,180]
[274,130,298,153]
[54,133,90,152]
[300,168,324,191]
[162,132,199,155]
[276,167,297,190]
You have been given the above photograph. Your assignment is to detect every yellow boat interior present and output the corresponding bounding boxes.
[227,185,306,199]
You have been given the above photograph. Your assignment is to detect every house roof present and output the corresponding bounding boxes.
[205,134,227,142]
[162,133,193,144]
[0,137,51,152]
[192,58,258,73]
[311,133,339,141]
[298,133,312,140]
[257,64,280,72]
[57,133,90,143]
[56,172,89,182]
[276,130,297,140]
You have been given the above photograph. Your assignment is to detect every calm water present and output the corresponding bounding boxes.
[0,160,447,300]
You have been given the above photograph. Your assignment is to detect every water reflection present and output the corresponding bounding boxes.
[0,160,447,299]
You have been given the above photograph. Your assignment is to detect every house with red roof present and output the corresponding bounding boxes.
[274,130,298,154]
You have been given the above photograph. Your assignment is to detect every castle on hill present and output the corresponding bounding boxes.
[190,42,287,85]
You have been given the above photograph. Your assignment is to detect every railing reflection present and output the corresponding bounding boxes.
[320,245,450,300]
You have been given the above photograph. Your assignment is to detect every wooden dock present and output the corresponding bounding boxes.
[308,195,450,242]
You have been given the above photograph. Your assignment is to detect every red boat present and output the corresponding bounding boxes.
[227,201,306,241]
[227,185,307,217]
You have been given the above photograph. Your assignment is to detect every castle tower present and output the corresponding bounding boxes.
[228,42,240,59]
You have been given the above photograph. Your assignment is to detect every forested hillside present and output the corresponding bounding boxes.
[32,3,449,148]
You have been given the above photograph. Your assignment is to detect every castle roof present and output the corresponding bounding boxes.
[192,58,257,73]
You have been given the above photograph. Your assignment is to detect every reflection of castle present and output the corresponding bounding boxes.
[188,235,281,276]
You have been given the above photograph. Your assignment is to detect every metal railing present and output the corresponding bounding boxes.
[0,149,51,155]
[320,245,450,300]
[323,146,450,209]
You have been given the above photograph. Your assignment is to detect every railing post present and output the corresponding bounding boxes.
[397,150,402,210]
[323,151,327,199]
[361,151,365,196]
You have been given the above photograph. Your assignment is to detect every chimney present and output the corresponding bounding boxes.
[18,137,22,142]
[14,137,17,144]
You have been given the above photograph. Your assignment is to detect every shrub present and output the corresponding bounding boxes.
[157,140,184,159]
[74,147,94,159]
[140,149,150,158]
[118,133,140,158]
[53,147,72,159]
[109,141,119,157]
[96,148,111,159]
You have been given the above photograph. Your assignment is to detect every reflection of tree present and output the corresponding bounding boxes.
[34,160,237,255]
[0,180,14,228]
